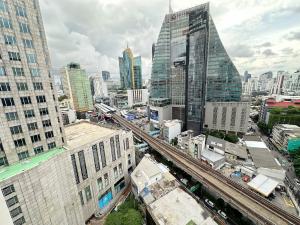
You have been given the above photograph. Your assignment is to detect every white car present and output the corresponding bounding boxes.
[204,199,215,208]
[218,210,228,220]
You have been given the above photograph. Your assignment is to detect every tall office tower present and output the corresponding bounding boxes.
[119,47,142,89]
[244,71,251,82]
[61,63,93,117]
[0,0,65,166]
[90,74,108,98]
[150,3,242,134]
[101,70,110,81]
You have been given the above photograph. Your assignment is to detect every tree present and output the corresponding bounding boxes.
[58,95,68,102]
[224,134,239,143]
[257,121,269,134]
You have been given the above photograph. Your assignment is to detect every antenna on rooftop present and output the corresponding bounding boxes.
[169,0,173,13]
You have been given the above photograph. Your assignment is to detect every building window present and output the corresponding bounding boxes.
[36,95,46,103]
[71,154,80,184]
[114,167,118,179]
[27,122,38,131]
[79,191,84,205]
[126,138,129,150]
[115,135,121,158]
[118,163,123,175]
[4,35,17,45]
[110,137,116,161]
[0,82,10,91]
[92,144,100,172]
[85,186,92,202]
[78,150,88,180]
[221,107,227,127]
[2,185,15,196]
[240,108,247,128]
[6,112,19,121]
[97,177,103,191]
[0,1,8,12]
[8,52,21,61]
[33,146,44,155]
[6,196,19,207]
[30,68,40,77]
[33,82,43,90]
[26,53,36,63]
[12,67,25,76]
[23,39,33,48]
[13,216,25,225]
[31,134,41,143]
[0,67,6,76]
[230,107,237,127]
[39,108,48,116]
[24,109,35,118]
[0,17,13,29]
[1,98,15,107]
[10,206,22,218]
[128,154,131,165]
[16,6,27,17]
[17,83,28,91]
[212,107,218,125]
[42,119,51,127]
[17,151,29,160]
[19,22,30,33]
[10,125,23,135]
[20,96,31,105]
[45,131,54,139]
[0,156,8,166]
[104,173,109,186]
[47,142,56,149]
[99,142,106,168]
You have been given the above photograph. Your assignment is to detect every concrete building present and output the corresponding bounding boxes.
[119,47,142,90]
[161,120,182,143]
[131,155,217,225]
[188,134,206,159]
[271,71,287,95]
[283,70,300,95]
[127,89,148,107]
[61,63,93,116]
[0,0,65,166]
[60,108,77,125]
[90,74,108,100]
[0,190,14,225]
[101,71,110,81]
[150,3,242,135]
[204,102,250,134]
[1,148,85,225]
[65,121,135,220]
[271,124,300,152]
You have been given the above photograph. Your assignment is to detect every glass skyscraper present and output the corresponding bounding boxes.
[150,3,242,134]
[119,47,142,90]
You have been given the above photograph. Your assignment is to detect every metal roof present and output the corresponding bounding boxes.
[248,174,279,197]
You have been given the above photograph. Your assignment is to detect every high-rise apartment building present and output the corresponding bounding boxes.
[90,74,108,99]
[61,63,93,116]
[0,0,65,166]
[101,70,110,81]
[119,47,142,89]
[150,3,242,134]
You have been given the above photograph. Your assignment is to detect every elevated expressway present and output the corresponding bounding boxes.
[113,114,300,225]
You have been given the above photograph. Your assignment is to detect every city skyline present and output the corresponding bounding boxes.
[40,0,300,79]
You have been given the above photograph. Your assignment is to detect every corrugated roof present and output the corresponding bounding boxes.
[248,174,279,197]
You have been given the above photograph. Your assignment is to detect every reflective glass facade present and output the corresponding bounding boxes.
[150,3,242,134]
[119,48,142,89]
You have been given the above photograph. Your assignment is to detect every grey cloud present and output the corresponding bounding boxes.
[281,47,293,54]
[255,42,272,48]
[227,44,255,58]
[262,49,276,57]
[285,31,300,40]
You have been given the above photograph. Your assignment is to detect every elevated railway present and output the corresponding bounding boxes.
[113,114,300,225]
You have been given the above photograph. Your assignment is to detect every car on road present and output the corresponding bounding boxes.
[204,199,215,208]
[218,210,228,220]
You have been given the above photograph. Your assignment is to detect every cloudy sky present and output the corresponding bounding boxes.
[40,0,300,79]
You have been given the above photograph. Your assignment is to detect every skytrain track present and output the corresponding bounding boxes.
[113,114,300,225]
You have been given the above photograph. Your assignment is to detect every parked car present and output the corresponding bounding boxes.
[204,199,215,208]
[243,175,250,182]
[217,210,228,220]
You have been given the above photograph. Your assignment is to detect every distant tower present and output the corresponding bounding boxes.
[169,0,173,13]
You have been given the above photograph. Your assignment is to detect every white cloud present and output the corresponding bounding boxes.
[40,0,300,79]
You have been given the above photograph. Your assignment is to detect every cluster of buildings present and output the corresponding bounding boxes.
[0,1,136,225]
[148,3,250,135]
[242,70,300,97]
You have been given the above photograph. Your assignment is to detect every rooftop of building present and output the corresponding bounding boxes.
[65,121,116,149]
[247,174,279,197]
[265,99,300,108]
[206,135,226,150]
[201,149,224,163]
[247,147,281,170]
[0,148,64,182]
[148,187,217,225]
[225,142,248,159]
